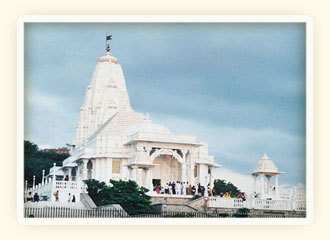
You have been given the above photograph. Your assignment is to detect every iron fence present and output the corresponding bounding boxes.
[24,207,306,218]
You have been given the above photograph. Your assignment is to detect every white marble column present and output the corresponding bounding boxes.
[91,159,96,179]
[137,168,143,186]
[96,159,102,181]
[32,175,35,190]
[181,149,188,183]
[266,175,272,193]
[260,174,265,197]
[101,158,106,182]
[264,175,268,193]
[181,163,186,183]
[131,166,137,182]
[210,167,214,188]
[275,174,279,198]
[82,159,88,180]
[121,159,128,180]
[145,168,153,190]
[199,164,207,186]
[52,163,57,201]
[190,162,195,185]
[253,175,257,195]
[106,158,112,184]
[68,167,72,181]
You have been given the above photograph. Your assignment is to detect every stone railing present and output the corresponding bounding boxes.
[26,178,54,199]
[208,197,306,211]
[25,179,85,203]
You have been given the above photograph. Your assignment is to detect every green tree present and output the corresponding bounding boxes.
[213,179,240,197]
[24,140,69,186]
[83,179,107,205]
[24,140,38,158]
[83,179,152,215]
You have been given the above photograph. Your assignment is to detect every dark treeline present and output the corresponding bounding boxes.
[24,140,69,187]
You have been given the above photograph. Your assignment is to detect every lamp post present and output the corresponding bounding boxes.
[42,170,45,185]
[32,175,36,190]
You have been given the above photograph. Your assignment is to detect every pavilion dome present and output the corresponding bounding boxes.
[252,153,281,174]
[121,116,172,136]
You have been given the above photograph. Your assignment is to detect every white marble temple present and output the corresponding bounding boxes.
[29,45,220,202]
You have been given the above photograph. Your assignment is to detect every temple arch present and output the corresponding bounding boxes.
[150,148,183,164]
[151,154,182,187]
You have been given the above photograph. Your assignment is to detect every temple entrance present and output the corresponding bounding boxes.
[152,155,181,187]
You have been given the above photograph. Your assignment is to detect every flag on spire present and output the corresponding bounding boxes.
[106,35,112,41]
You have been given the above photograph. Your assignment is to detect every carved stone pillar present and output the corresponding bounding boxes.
[260,174,265,197]
[106,158,112,184]
[131,166,137,182]
[145,168,152,190]
[253,175,257,195]
[266,175,272,193]
[182,149,188,162]
[181,163,186,183]
[275,174,279,198]
[209,166,214,188]
[42,170,45,185]
[137,168,143,186]
[68,167,72,181]
[190,162,195,185]
[32,175,36,190]
[91,159,96,179]
[82,159,88,180]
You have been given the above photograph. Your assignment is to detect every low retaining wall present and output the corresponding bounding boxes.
[207,207,306,218]
[151,195,193,205]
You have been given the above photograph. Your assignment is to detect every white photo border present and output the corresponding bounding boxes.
[17,15,314,225]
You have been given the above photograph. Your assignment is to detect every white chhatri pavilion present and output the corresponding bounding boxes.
[252,153,284,199]
[26,40,220,202]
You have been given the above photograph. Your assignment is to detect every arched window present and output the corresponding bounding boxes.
[87,160,93,179]
[71,168,77,181]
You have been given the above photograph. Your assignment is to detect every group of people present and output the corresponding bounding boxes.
[217,191,248,201]
[26,192,40,202]
[53,190,76,202]
[153,181,214,197]
[67,193,76,202]
[26,190,76,203]
[152,181,248,201]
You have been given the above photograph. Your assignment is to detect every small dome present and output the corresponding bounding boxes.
[121,119,172,136]
[253,153,280,174]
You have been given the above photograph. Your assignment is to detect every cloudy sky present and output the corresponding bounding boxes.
[24,23,306,191]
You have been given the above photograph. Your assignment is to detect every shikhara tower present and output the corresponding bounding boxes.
[73,50,132,146]
[38,39,220,201]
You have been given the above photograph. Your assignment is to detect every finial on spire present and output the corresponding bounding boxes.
[106,34,112,53]
[263,152,269,159]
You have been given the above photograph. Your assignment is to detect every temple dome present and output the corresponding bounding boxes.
[252,153,281,174]
[121,118,172,136]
